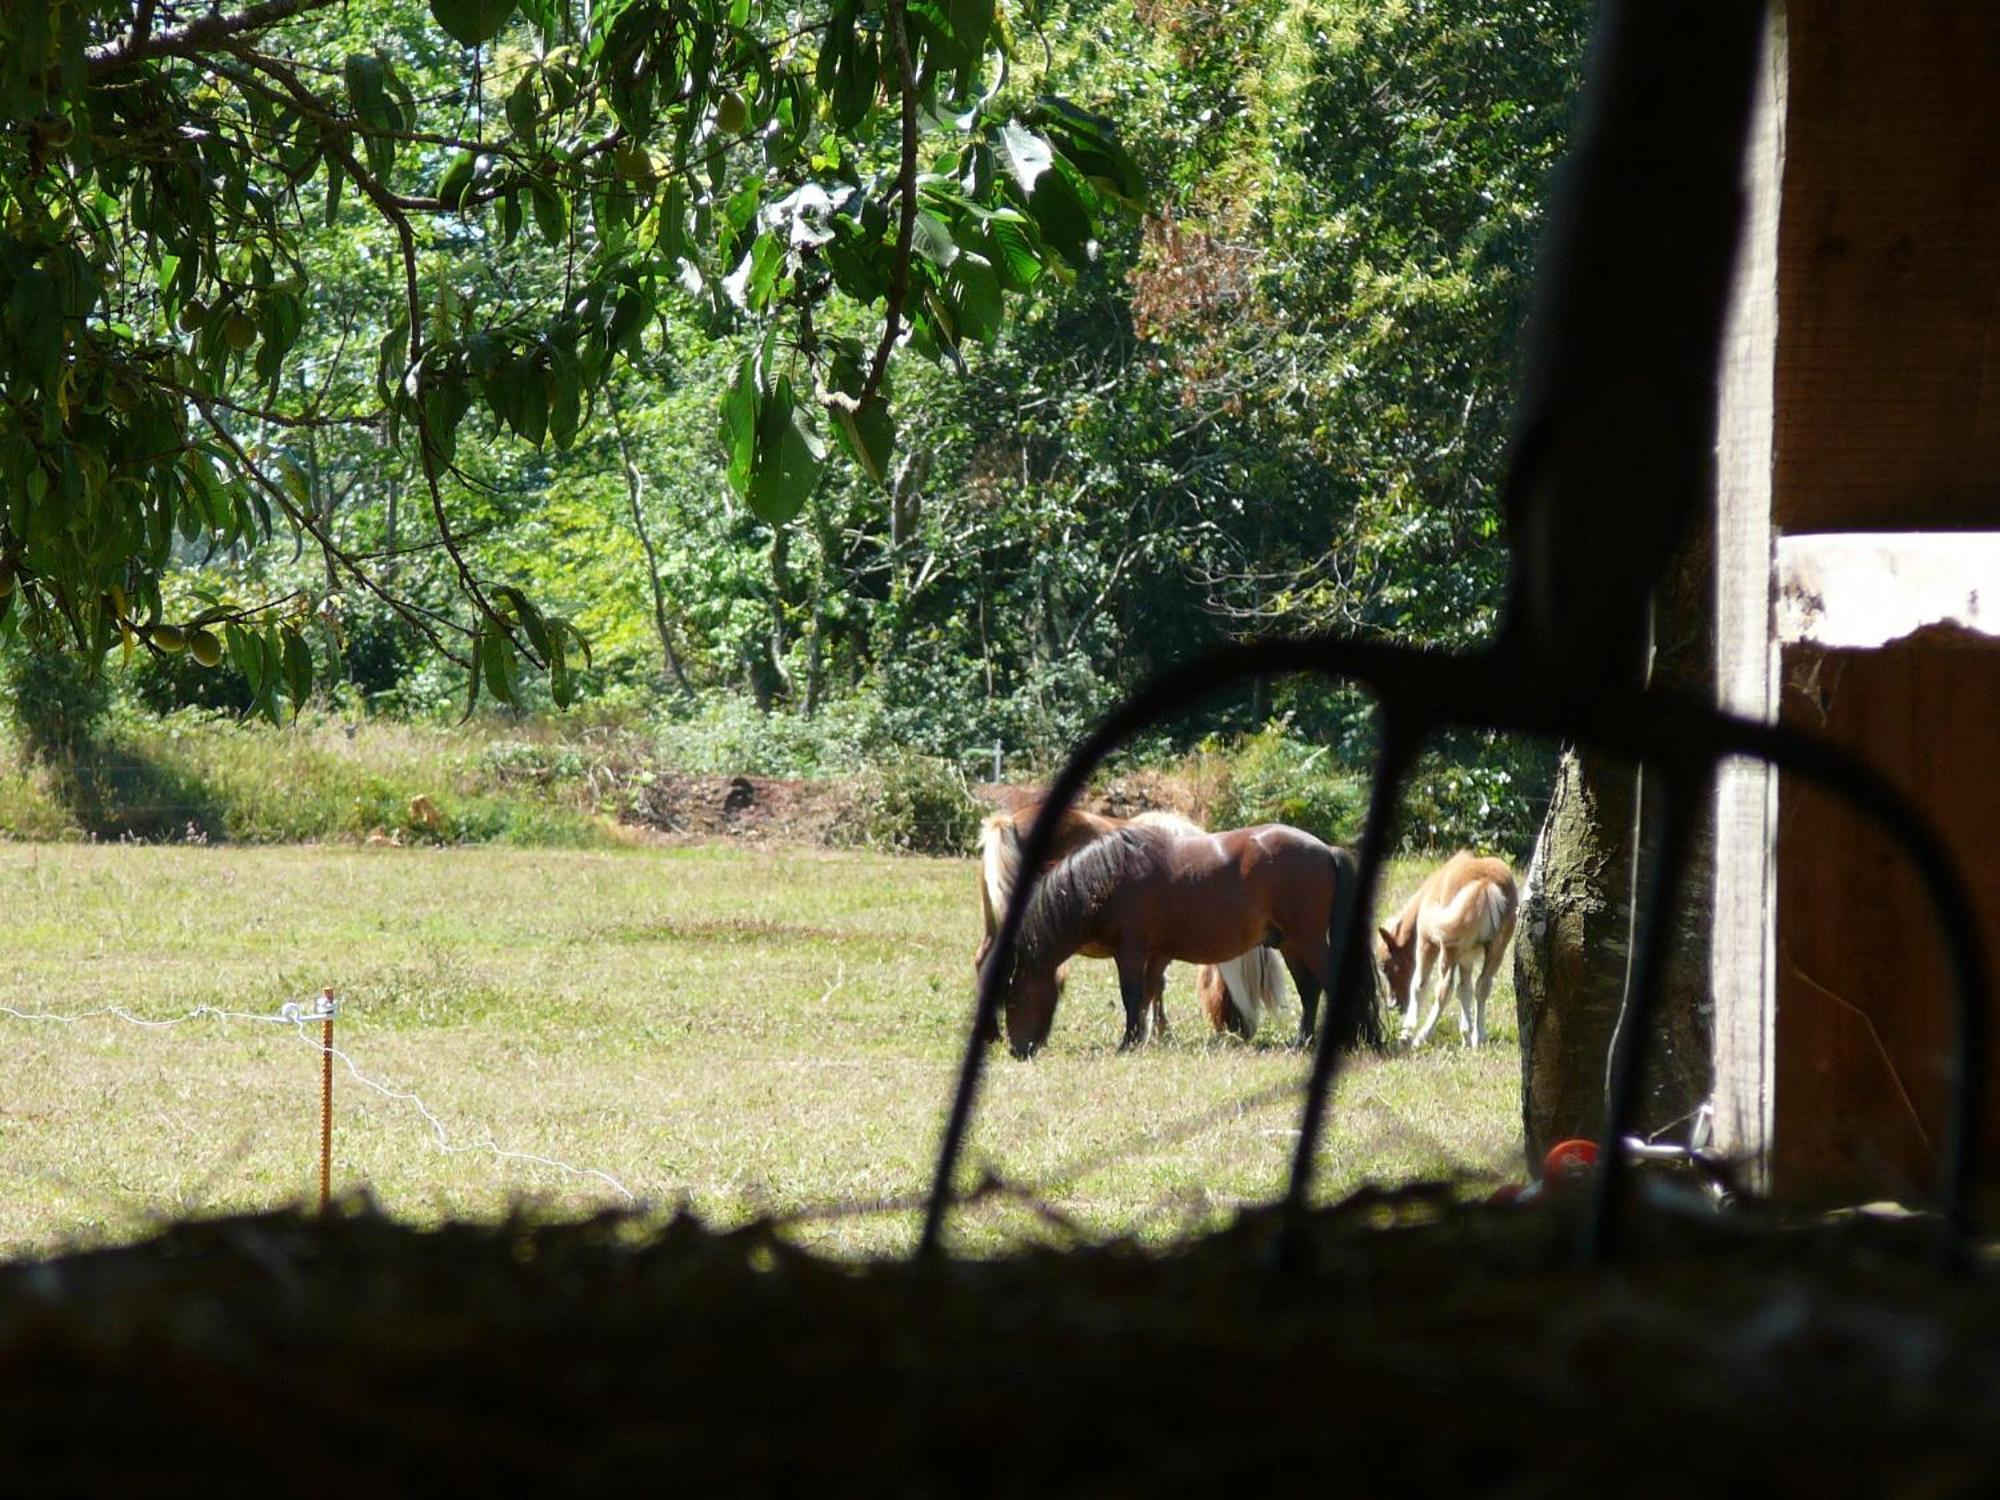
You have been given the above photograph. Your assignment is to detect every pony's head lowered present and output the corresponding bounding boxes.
[1003,827,1160,1057]
[1373,913,1420,1013]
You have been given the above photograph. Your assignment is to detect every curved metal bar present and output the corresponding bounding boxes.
[1697,716,1988,1264]
[1583,766,1699,1263]
[917,634,1989,1263]
[1276,723,1417,1274]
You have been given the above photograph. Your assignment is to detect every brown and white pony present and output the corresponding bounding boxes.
[999,821,1375,1057]
[1373,851,1519,1048]
[975,800,1287,1039]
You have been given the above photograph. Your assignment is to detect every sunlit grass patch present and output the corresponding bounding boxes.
[0,845,1521,1260]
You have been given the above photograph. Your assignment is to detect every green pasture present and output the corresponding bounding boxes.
[0,844,1522,1258]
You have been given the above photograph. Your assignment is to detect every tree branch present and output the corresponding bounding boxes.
[861,0,919,405]
[227,49,516,654]
[87,0,343,74]
[158,379,378,431]
[193,398,470,667]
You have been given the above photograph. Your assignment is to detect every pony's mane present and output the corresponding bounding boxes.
[1015,826,1161,972]
[977,813,1020,935]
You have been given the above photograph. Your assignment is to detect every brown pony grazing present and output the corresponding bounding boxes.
[974,801,1211,1040]
[1373,851,1519,1048]
[999,822,1377,1057]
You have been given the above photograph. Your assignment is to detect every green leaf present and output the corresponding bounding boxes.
[949,251,1003,344]
[825,225,889,303]
[437,151,477,210]
[1028,164,1093,267]
[423,370,473,461]
[517,0,561,44]
[911,210,958,267]
[830,393,895,485]
[493,585,554,661]
[509,361,549,447]
[1037,99,1147,205]
[950,0,995,63]
[462,624,484,721]
[547,343,583,451]
[746,377,825,524]
[997,123,1054,197]
[224,623,263,697]
[721,355,759,499]
[721,231,786,311]
[605,287,649,355]
[343,53,387,114]
[506,71,540,138]
[480,629,521,704]
[530,181,568,245]
[660,178,688,262]
[281,625,313,710]
[430,0,518,47]
[273,452,311,508]
[909,0,991,75]
[479,348,515,426]
[976,211,1044,291]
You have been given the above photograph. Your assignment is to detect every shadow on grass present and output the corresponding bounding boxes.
[54,736,228,843]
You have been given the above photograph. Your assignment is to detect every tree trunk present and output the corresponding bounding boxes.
[606,389,695,696]
[767,524,794,703]
[1515,526,1716,1165]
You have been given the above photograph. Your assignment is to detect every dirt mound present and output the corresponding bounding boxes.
[624,772,1206,849]
[626,772,864,845]
[2,1196,1995,1492]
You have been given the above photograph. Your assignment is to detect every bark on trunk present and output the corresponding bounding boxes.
[1516,527,1716,1165]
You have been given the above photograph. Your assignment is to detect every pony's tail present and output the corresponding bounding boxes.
[1323,848,1387,1053]
[1214,946,1292,1036]
[1254,946,1292,1024]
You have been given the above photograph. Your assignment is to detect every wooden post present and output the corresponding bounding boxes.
[318,987,336,1212]
[1709,5,1785,1193]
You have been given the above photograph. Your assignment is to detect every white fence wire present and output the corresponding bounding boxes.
[0,997,638,1205]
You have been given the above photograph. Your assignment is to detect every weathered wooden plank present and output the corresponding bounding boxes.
[1772,643,2000,1206]
[1710,8,1786,1190]
[1772,2,2000,532]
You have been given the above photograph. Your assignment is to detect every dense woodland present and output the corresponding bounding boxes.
[0,0,1589,849]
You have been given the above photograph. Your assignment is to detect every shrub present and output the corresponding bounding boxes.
[1199,721,1368,846]
[3,646,109,764]
[857,754,982,855]
[1400,738,1553,860]
[124,639,254,717]
[0,758,76,839]
[649,695,874,777]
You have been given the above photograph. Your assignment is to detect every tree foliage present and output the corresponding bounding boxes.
[3,0,1594,831]
[0,0,1139,720]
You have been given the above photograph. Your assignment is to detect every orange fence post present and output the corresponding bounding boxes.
[317,987,337,1212]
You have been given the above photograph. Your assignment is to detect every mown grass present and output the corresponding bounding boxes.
[0,844,1521,1260]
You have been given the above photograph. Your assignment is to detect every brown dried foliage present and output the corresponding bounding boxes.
[1129,213,1269,410]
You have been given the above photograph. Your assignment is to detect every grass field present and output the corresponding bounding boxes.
[0,842,1523,1258]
